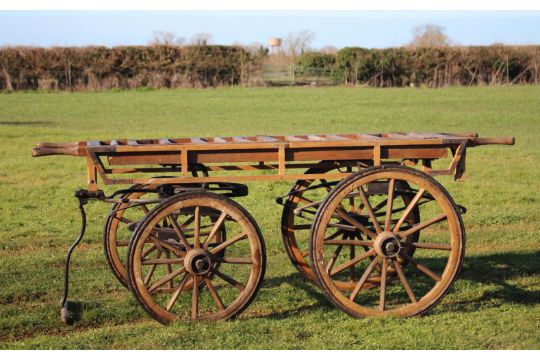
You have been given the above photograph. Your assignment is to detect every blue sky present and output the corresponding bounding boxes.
[1,11,539,48]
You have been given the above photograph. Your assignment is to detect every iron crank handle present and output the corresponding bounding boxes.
[60,198,87,324]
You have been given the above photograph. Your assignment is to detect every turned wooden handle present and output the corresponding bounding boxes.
[32,146,80,157]
[474,137,515,146]
[36,141,79,148]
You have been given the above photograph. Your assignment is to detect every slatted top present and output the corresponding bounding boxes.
[32,132,515,158]
[86,132,479,147]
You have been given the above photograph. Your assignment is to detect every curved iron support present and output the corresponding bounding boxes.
[60,195,88,324]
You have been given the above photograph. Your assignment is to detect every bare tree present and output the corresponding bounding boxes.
[282,30,314,60]
[149,31,186,46]
[191,33,213,46]
[320,45,339,54]
[409,24,451,48]
[241,42,269,57]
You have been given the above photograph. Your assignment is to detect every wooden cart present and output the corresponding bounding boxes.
[32,132,514,324]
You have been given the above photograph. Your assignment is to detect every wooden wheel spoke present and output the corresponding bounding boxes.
[203,211,227,250]
[165,252,174,288]
[371,198,388,214]
[384,178,395,231]
[348,193,355,212]
[216,257,253,264]
[140,204,151,215]
[213,270,245,291]
[330,248,376,276]
[405,242,452,251]
[398,214,448,238]
[392,259,417,303]
[325,245,343,274]
[166,274,190,311]
[320,178,333,192]
[168,215,192,251]
[142,257,185,265]
[118,216,134,225]
[142,244,158,259]
[324,239,374,247]
[379,257,388,311]
[324,229,344,241]
[401,253,441,282]
[148,235,185,257]
[115,240,130,247]
[349,244,356,282]
[191,275,199,320]
[193,206,201,248]
[144,249,163,285]
[180,215,195,228]
[334,208,377,240]
[394,188,426,233]
[349,256,380,301]
[209,232,247,255]
[204,277,225,311]
[148,265,187,292]
[358,186,383,234]
[297,194,317,205]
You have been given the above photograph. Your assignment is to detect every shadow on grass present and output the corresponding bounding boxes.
[0,121,54,126]
[249,250,540,319]
[60,251,539,324]
[448,250,540,311]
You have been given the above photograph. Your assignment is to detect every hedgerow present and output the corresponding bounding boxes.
[0,45,259,91]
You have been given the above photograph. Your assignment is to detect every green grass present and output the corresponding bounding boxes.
[0,85,539,349]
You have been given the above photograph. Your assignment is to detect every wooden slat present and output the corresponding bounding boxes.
[232,136,252,143]
[257,136,279,142]
[190,138,207,144]
[306,135,325,141]
[355,134,383,140]
[213,137,228,143]
[383,133,414,140]
[408,132,453,140]
[326,134,349,141]
[285,135,308,141]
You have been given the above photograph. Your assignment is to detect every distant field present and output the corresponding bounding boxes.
[0,85,538,349]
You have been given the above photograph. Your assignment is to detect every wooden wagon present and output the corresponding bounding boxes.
[32,132,514,324]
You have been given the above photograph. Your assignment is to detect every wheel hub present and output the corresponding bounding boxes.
[374,231,401,258]
[184,248,212,275]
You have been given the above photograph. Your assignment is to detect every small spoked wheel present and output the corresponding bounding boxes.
[127,192,266,323]
[310,165,465,317]
[104,166,209,288]
[104,184,159,288]
[281,162,420,288]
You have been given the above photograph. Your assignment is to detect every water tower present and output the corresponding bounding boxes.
[268,37,282,55]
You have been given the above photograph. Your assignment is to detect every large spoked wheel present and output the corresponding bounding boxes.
[282,162,420,288]
[310,165,465,317]
[127,192,266,323]
[104,166,210,288]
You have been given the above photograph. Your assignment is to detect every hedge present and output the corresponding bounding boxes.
[0,45,259,91]
[330,46,540,87]
[1,44,539,90]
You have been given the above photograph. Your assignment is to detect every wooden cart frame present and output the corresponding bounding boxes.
[32,132,514,324]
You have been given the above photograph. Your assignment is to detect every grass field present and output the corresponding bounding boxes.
[0,85,539,349]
